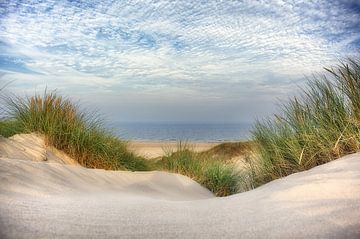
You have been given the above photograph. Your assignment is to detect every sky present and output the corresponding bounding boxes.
[0,0,359,123]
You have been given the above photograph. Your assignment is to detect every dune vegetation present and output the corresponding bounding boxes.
[0,57,359,196]
[3,92,149,171]
[250,58,360,186]
[0,91,240,196]
[156,142,241,196]
[201,141,255,161]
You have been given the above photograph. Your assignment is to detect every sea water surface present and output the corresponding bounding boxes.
[111,122,252,141]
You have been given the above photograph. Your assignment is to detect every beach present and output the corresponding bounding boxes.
[128,140,221,158]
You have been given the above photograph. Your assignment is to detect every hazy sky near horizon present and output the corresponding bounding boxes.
[0,0,359,123]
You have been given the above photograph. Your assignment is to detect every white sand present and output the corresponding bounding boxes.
[0,134,79,165]
[1,134,360,238]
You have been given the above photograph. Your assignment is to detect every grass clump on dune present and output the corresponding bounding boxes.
[0,120,23,137]
[251,58,360,185]
[157,142,241,196]
[202,161,241,196]
[5,92,149,171]
[0,84,23,137]
[201,141,255,161]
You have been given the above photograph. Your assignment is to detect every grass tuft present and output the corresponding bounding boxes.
[5,91,149,171]
[0,120,23,137]
[251,57,360,185]
[202,141,255,161]
[202,161,240,196]
[157,142,241,196]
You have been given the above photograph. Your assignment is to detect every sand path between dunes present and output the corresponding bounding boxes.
[0,134,360,238]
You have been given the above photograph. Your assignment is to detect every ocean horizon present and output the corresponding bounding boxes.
[110,122,253,141]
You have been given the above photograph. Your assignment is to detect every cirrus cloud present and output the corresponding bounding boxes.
[0,0,359,122]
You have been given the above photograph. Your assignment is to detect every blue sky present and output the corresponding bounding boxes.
[0,0,359,123]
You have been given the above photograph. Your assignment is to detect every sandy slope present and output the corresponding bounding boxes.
[0,134,360,238]
[0,134,79,165]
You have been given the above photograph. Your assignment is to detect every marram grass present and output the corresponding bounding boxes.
[251,58,360,185]
[157,142,241,196]
[0,119,23,138]
[5,92,149,171]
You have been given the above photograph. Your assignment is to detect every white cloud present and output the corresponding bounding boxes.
[0,0,359,121]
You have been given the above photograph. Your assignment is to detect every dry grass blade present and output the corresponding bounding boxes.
[251,57,360,186]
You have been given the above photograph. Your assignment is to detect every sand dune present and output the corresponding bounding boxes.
[0,157,214,201]
[0,134,360,238]
[0,134,79,165]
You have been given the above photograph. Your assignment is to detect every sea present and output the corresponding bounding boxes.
[110,122,253,142]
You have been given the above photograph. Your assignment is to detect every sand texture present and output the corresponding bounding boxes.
[0,134,360,238]
[0,134,79,165]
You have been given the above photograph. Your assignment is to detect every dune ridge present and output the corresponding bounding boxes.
[0,134,359,238]
[0,133,79,165]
